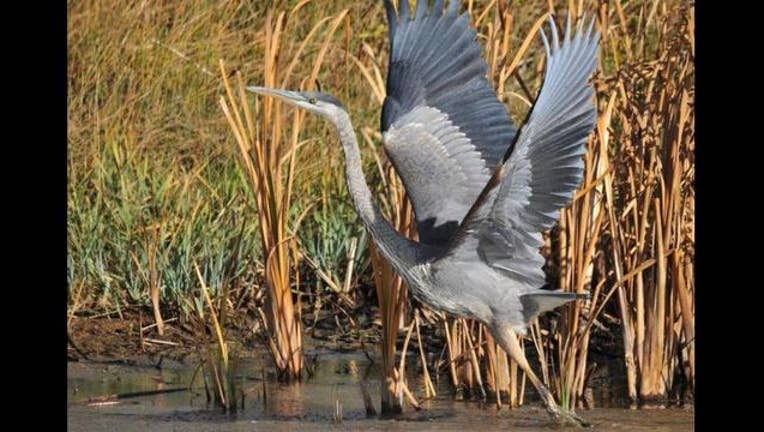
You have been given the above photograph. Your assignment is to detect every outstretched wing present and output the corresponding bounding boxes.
[442,16,600,288]
[381,0,516,247]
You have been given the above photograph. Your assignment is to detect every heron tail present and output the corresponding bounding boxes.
[519,289,589,322]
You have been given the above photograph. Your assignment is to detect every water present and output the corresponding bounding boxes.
[68,352,693,431]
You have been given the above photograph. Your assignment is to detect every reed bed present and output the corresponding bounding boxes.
[597,1,695,405]
[219,5,351,380]
[68,0,694,411]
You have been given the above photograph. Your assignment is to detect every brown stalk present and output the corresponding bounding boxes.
[218,7,349,380]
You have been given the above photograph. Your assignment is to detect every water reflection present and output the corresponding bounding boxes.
[67,353,692,432]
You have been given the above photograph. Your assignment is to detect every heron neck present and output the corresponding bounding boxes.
[333,110,423,271]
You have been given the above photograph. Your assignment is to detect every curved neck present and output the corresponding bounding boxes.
[332,110,422,270]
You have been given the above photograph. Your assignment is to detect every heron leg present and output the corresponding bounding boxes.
[492,324,590,428]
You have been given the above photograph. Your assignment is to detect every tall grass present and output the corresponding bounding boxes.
[68,0,272,315]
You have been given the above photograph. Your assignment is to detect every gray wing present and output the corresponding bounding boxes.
[381,0,516,247]
[442,16,600,288]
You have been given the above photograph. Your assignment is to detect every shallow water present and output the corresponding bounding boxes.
[67,352,693,431]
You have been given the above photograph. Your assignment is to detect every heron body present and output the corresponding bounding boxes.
[248,0,599,426]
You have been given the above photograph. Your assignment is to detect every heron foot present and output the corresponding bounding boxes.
[547,406,591,428]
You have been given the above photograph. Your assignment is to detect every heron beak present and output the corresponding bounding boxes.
[246,86,306,105]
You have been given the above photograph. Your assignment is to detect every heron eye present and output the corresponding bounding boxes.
[308,97,317,104]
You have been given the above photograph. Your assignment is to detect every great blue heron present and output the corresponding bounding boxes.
[248,0,598,426]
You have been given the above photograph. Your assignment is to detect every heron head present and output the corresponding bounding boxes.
[246,86,345,118]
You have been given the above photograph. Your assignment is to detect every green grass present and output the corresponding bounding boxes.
[67,137,261,312]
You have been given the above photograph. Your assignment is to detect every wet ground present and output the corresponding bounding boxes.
[68,351,693,431]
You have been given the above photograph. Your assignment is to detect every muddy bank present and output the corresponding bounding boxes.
[67,308,380,365]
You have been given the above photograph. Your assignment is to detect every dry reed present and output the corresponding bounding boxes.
[186,261,237,412]
[598,1,695,405]
[219,5,350,380]
[368,164,418,414]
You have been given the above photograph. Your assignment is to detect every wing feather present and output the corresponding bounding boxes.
[381,0,516,246]
[439,15,600,288]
